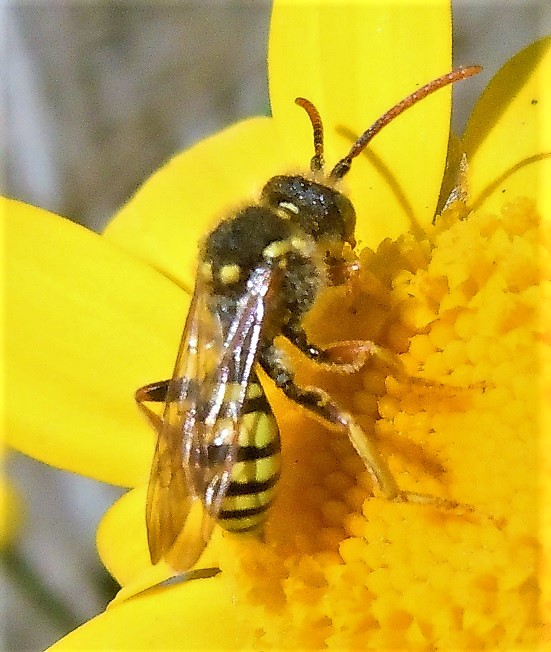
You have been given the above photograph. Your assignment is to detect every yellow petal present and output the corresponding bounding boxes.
[96,486,151,586]
[464,36,551,219]
[98,485,221,590]
[105,117,285,291]
[544,392,551,641]
[3,198,187,487]
[269,0,453,247]
[49,575,250,651]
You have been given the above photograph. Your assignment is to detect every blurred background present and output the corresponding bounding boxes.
[2,1,550,649]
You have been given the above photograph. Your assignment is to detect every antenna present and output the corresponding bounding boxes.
[295,66,482,181]
[295,97,325,173]
[329,66,482,180]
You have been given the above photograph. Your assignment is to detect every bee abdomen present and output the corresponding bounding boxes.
[218,378,281,533]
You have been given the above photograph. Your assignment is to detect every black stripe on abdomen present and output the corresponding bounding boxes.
[224,472,280,497]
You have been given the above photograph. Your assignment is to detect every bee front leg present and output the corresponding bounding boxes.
[326,256,361,287]
[282,323,402,375]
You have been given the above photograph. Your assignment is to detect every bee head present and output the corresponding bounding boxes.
[284,66,482,243]
[260,175,356,249]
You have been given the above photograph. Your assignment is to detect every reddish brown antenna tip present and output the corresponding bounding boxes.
[330,65,483,180]
[295,97,325,173]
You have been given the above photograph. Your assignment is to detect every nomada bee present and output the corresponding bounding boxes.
[136,66,481,572]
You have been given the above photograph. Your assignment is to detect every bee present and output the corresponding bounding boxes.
[136,66,481,573]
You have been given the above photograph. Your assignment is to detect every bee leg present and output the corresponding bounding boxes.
[283,324,457,392]
[135,380,171,404]
[326,256,361,287]
[282,323,396,375]
[260,345,401,500]
[135,380,172,433]
[135,378,189,433]
[260,344,465,510]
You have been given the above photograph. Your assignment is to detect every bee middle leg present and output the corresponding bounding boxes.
[260,343,464,509]
[260,344,402,500]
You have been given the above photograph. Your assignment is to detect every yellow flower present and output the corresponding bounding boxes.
[4,0,550,649]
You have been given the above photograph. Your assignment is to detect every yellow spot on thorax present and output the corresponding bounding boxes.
[219,263,241,285]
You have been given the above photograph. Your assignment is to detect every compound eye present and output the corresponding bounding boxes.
[261,176,293,208]
[335,193,357,245]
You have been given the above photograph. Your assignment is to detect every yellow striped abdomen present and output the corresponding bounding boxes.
[218,375,281,532]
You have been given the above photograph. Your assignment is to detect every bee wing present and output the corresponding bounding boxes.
[144,281,209,570]
[146,264,275,572]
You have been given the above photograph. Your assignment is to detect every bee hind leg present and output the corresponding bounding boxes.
[135,380,171,404]
[135,380,171,433]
